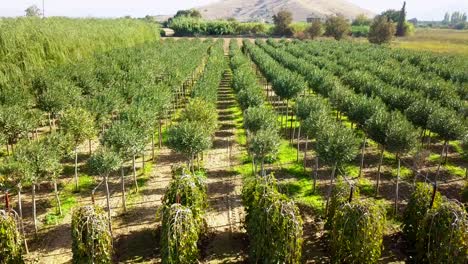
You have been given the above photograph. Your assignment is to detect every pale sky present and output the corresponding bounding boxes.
[0,0,467,21]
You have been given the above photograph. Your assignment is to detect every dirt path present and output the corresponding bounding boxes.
[202,55,247,263]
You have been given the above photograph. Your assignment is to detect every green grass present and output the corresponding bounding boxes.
[44,174,95,225]
[445,164,466,178]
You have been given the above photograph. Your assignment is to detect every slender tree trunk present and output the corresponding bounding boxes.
[303,136,309,170]
[48,112,53,132]
[32,184,38,235]
[325,164,337,216]
[6,143,9,156]
[313,156,318,193]
[261,159,265,177]
[296,125,301,162]
[17,186,28,253]
[121,166,127,213]
[54,179,62,216]
[285,99,289,137]
[376,146,385,197]
[74,146,79,191]
[132,155,139,192]
[104,176,113,236]
[152,133,155,161]
[142,152,145,172]
[435,141,447,185]
[158,119,162,148]
[443,140,449,164]
[394,155,401,215]
[358,136,366,178]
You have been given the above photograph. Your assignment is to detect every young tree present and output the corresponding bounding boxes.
[60,107,96,191]
[0,210,24,263]
[243,106,277,135]
[87,148,121,234]
[396,2,407,36]
[385,112,418,214]
[316,123,359,214]
[307,21,323,39]
[324,15,351,40]
[249,129,280,176]
[0,106,42,154]
[368,16,396,44]
[179,98,218,136]
[273,10,293,36]
[167,121,212,172]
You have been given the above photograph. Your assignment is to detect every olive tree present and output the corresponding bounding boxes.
[87,148,121,234]
[243,106,277,135]
[368,15,396,44]
[315,123,359,214]
[60,107,96,191]
[167,121,212,172]
[324,15,351,40]
[249,129,280,176]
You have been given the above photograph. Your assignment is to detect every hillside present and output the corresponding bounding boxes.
[196,0,374,22]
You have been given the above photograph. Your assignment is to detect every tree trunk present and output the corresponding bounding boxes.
[375,147,385,197]
[290,107,295,142]
[74,146,79,191]
[152,133,155,161]
[261,159,265,177]
[121,166,127,213]
[48,112,53,132]
[6,143,9,156]
[296,125,301,162]
[443,140,449,164]
[285,99,289,137]
[142,152,145,172]
[158,119,162,148]
[54,179,62,216]
[32,184,38,235]
[435,141,447,185]
[394,156,401,216]
[313,156,318,193]
[303,136,309,171]
[104,176,113,236]
[358,136,367,178]
[132,155,139,192]
[325,164,337,216]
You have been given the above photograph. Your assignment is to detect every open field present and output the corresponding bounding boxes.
[393,28,468,56]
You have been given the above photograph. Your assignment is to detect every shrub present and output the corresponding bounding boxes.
[273,10,294,36]
[243,106,277,134]
[0,210,24,264]
[368,16,396,44]
[242,175,303,263]
[330,200,386,264]
[324,15,351,40]
[307,21,323,39]
[402,183,442,246]
[351,25,370,37]
[416,200,468,263]
[71,206,112,264]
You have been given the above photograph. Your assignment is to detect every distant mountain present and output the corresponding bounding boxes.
[196,0,374,22]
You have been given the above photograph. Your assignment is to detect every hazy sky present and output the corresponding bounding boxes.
[1,0,467,21]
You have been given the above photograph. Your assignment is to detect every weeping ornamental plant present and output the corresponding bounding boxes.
[242,174,303,263]
[0,210,24,264]
[71,206,112,264]
[330,200,386,264]
[416,199,468,263]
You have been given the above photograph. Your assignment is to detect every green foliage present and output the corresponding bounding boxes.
[352,14,372,26]
[368,16,396,44]
[60,107,96,145]
[324,15,351,40]
[416,199,468,263]
[330,200,386,264]
[101,120,146,159]
[243,106,277,134]
[351,25,370,37]
[249,129,281,163]
[161,204,200,264]
[325,179,359,230]
[307,21,323,39]
[385,111,418,155]
[180,98,218,135]
[0,210,24,264]
[402,183,442,246]
[396,2,407,37]
[315,123,360,166]
[167,121,212,161]
[87,148,122,177]
[273,10,294,36]
[428,107,466,141]
[242,175,303,263]
[71,206,112,264]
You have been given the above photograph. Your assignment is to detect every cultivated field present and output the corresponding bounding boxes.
[0,18,467,264]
